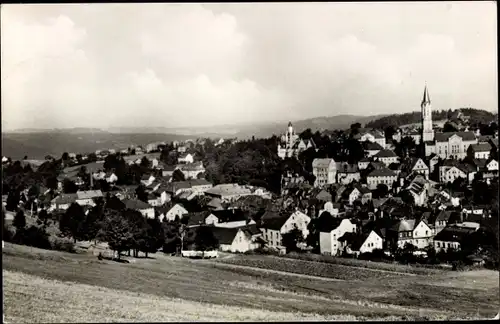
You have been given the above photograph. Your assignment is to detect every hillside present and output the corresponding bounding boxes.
[1,113,387,160]
[1,132,194,160]
[365,108,497,130]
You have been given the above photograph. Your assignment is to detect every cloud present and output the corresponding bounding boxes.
[1,3,497,131]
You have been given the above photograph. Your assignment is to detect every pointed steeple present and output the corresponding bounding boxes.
[288,121,293,127]
[422,85,431,106]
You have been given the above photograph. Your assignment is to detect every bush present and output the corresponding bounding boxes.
[50,237,76,253]
[13,226,51,250]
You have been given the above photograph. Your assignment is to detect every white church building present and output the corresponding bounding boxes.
[420,86,478,159]
[277,122,316,159]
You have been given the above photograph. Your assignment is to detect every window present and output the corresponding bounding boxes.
[425,230,428,236]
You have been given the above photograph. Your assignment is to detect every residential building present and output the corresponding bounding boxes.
[366,168,398,190]
[178,161,205,179]
[159,164,178,177]
[147,193,162,207]
[318,214,357,256]
[123,198,155,219]
[358,157,371,170]
[338,230,384,256]
[355,129,386,149]
[76,190,104,207]
[401,157,429,179]
[259,210,311,250]
[318,201,343,218]
[433,225,476,252]
[467,143,492,160]
[178,153,194,164]
[209,226,260,253]
[427,154,440,174]
[374,149,399,167]
[141,174,156,187]
[388,218,434,249]
[206,209,256,228]
[362,141,384,157]
[50,194,77,211]
[439,161,476,184]
[407,181,427,206]
[165,203,189,222]
[205,184,253,202]
[312,158,337,187]
[336,163,361,185]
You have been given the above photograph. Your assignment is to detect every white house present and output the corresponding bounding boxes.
[259,210,311,250]
[318,215,357,256]
[205,209,256,228]
[178,153,194,164]
[312,158,337,187]
[210,226,261,253]
[389,218,434,250]
[318,202,342,218]
[362,141,384,157]
[366,168,398,190]
[141,175,156,187]
[374,149,399,167]
[50,194,78,211]
[339,230,384,256]
[106,172,118,184]
[467,143,492,160]
[165,203,189,222]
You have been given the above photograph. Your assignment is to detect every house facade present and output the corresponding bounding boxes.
[312,158,337,187]
[366,168,398,190]
[165,204,189,221]
[319,218,357,256]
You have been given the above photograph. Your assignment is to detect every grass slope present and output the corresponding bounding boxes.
[2,243,498,321]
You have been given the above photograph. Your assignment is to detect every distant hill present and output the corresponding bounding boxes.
[1,113,388,160]
[365,108,497,130]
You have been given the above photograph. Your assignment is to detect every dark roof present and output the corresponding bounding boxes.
[434,132,476,142]
[434,226,475,242]
[390,219,415,232]
[210,226,241,244]
[337,163,359,174]
[316,212,343,232]
[123,199,151,210]
[53,193,78,205]
[338,232,370,251]
[368,161,386,170]
[261,216,290,230]
[154,206,169,216]
[186,211,211,226]
[315,190,332,201]
[241,223,262,236]
[435,210,453,222]
[470,143,492,152]
[210,209,249,223]
[375,149,398,158]
[362,141,384,151]
[367,168,397,177]
[471,159,487,169]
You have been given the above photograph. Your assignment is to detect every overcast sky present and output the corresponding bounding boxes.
[1,2,497,131]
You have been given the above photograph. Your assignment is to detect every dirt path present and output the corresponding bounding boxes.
[206,260,346,282]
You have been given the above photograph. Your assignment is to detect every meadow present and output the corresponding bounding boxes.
[3,243,499,322]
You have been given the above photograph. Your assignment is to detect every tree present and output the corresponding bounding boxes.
[98,210,134,260]
[140,156,151,169]
[46,176,58,190]
[135,185,149,203]
[38,209,49,224]
[63,178,78,194]
[350,123,362,135]
[443,122,459,133]
[400,189,415,214]
[13,209,26,230]
[59,202,86,243]
[172,169,186,182]
[384,126,396,141]
[305,219,320,253]
[6,190,20,212]
[376,184,389,198]
[281,224,305,253]
[61,152,69,162]
[194,226,219,257]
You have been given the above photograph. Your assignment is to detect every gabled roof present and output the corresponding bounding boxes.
[336,163,359,173]
[210,227,241,244]
[210,209,249,223]
[338,231,371,251]
[433,226,475,242]
[207,197,223,209]
[241,224,262,236]
[367,168,397,178]
[123,198,151,210]
[186,211,211,226]
[154,205,169,216]
[374,149,398,158]
[368,161,386,170]
[362,141,384,151]
[471,159,487,169]
[434,132,476,142]
[470,143,492,152]
[312,158,335,168]
[52,193,78,205]
[260,216,290,230]
[76,190,104,200]
[390,219,415,232]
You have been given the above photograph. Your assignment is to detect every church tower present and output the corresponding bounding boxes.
[421,85,434,142]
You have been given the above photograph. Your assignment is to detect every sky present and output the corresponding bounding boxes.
[1,2,497,131]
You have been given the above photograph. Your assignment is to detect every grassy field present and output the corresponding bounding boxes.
[3,243,499,322]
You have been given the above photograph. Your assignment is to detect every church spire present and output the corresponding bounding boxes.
[422,84,431,106]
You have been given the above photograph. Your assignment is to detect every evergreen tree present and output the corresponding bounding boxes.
[13,209,26,230]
